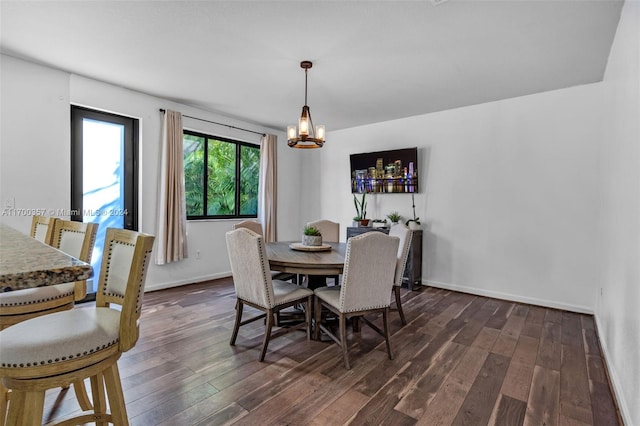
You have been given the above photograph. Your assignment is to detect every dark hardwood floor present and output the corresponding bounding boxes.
[42,278,621,425]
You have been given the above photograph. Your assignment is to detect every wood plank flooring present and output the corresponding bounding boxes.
[41,278,621,425]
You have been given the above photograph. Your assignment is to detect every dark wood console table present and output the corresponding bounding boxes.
[346,226,422,291]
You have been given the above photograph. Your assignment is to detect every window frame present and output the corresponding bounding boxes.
[183,129,260,220]
[71,106,139,230]
[70,105,139,301]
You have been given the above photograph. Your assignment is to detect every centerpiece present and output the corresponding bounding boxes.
[302,225,322,246]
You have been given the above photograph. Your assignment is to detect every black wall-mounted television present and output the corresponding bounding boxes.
[350,147,418,193]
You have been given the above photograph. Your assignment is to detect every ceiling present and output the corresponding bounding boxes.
[0,1,624,133]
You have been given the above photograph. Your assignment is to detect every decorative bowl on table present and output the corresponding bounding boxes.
[290,242,332,252]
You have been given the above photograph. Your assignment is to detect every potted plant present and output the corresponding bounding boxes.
[302,225,322,246]
[405,193,420,229]
[386,211,402,225]
[352,192,369,226]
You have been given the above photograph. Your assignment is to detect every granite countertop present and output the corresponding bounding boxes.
[0,224,93,291]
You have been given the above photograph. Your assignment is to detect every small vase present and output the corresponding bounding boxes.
[302,235,322,246]
[408,221,420,230]
[358,219,370,227]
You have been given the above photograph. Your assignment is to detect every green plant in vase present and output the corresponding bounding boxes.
[353,192,369,226]
[302,225,322,246]
[386,211,402,224]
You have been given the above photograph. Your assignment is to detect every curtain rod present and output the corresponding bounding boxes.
[159,109,266,137]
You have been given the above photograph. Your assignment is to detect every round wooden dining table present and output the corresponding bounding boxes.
[265,241,347,276]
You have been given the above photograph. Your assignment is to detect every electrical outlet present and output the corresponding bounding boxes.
[196,250,201,260]
[4,197,15,209]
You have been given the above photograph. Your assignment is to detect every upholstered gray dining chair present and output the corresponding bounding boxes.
[233,219,263,236]
[234,220,294,282]
[226,228,314,361]
[314,232,399,369]
[306,219,339,242]
[306,219,340,287]
[389,224,413,326]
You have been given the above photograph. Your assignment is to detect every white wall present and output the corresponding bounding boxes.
[1,55,304,291]
[0,56,71,232]
[315,84,603,314]
[597,1,640,424]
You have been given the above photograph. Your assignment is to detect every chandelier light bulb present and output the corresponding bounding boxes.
[299,114,309,136]
[287,125,297,140]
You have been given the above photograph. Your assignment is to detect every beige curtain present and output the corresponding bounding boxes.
[156,109,188,264]
[258,134,277,242]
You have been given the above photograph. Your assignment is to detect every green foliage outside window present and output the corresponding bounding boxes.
[207,139,236,215]
[184,134,204,216]
[240,145,260,215]
[183,131,259,219]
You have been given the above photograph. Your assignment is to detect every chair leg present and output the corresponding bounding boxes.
[5,388,23,426]
[314,297,322,340]
[103,363,128,426]
[90,372,108,426]
[21,390,45,426]
[352,316,360,332]
[339,313,350,370]
[393,286,407,326]
[73,379,93,411]
[259,309,275,362]
[383,307,394,360]
[305,296,312,340]
[0,382,8,426]
[230,299,243,345]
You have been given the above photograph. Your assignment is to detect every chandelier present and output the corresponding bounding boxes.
[287,61,325,148]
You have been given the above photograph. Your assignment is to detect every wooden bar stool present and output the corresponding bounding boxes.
[0,228,154,425]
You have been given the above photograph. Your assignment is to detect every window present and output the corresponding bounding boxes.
[183,130,260,219]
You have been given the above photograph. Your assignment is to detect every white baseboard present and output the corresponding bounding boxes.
[144,271,232,293]
[423,279,593,314]
[593,315,632,426]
